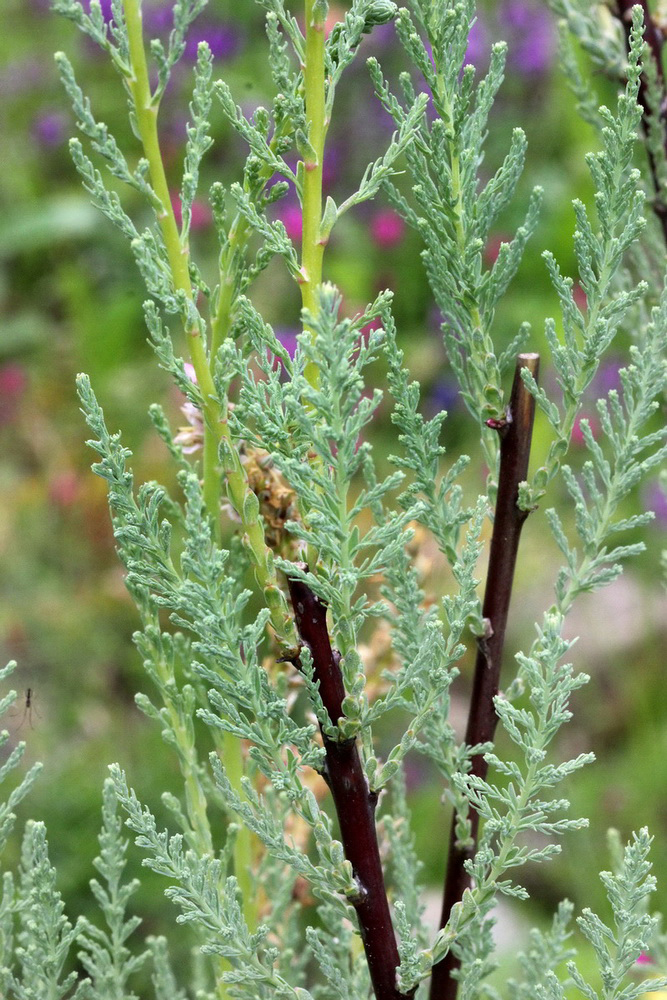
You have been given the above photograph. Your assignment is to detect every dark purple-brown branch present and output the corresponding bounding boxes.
[614,0,667,243]
[286,569,410,1000]
[429,354,540,1000]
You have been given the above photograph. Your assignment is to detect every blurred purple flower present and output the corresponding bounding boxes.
[465,15,490,67]
[32,111,68,149]
[322,143,342,191]
[85,0,112,21]
[428,306,445,336]
[428,377,460,416]
[592,356,623,397]
[143,4,174,34]
[183,22,241,62]
[636,951,653,965]
[499,0,556,76]
[275,328,299,360]
[643,480,667,526]
[423,14,489,73]
[363,21,395,52]
[0,59,45,96]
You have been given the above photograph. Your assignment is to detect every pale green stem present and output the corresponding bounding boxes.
[210,215,250,360]
[123,0,221,529]
[301,0,327,390]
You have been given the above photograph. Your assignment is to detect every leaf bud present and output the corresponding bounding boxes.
[311,0,329,27]
[362,0,397,32]
[319,196,338,243]
[296,128,318,166]
[242,489,260,524]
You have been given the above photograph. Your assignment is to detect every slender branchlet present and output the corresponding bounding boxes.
[613,0,667,241]
[430,354,539,1000]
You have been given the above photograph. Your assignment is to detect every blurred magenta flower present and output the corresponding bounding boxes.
[637,951,654,965]
[170,191,212,231]
[0,363,28,426]
[370,209,405,249]
[276,202,303,243]
[571,414,598,446]
[499,0,556,76]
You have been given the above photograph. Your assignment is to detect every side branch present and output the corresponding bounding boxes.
[429,354,540,1000]
[614,0,667,242]
[286,569,410,1000]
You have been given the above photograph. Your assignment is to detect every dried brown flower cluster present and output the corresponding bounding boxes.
[175,397,299,553]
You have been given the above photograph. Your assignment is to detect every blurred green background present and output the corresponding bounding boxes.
[1,0,666,989]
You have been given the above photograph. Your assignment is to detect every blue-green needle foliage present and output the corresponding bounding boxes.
[1,1,667,998]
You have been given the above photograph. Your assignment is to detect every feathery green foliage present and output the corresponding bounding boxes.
[1,1,666,998]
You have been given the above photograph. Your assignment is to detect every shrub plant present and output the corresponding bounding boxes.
[1,1,667,998]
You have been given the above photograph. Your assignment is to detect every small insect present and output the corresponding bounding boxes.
[14,688,38,731]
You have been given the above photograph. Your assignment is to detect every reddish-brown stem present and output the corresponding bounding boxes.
[429,354,539,1000]
[614,1,667,243]
[286,569,410,1000]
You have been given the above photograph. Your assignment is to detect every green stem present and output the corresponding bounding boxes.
[210,216,249,360]
[301,0,327,389]
[221,730,257,929]
[124,0,221,526]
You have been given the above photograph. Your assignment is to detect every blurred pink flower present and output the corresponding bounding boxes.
[370,209,405,249]
[0,363,27,426]
[49,470,81,508]
[484,233,511,265]
[573,282,588,312]
[637,951,653,964]
[276,203,303,242]
[571,415,597,446]
[170,192,212,231]
[174,401,204,455]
